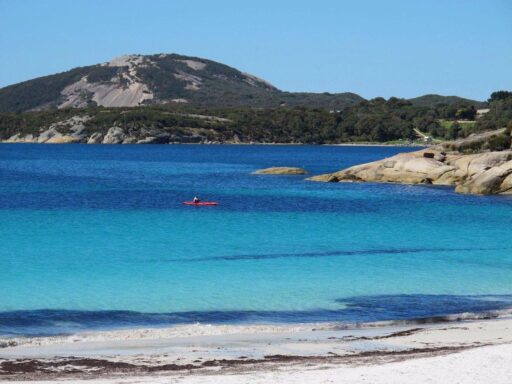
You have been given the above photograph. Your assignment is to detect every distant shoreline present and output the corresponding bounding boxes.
[324,142,426,147]
[0,141,427,147]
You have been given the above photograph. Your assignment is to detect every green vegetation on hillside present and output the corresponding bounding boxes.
[0,90,509,145]
[0,53,365,113]
[408,94,486,109]
[0,53,488,114]
[0,65,127,112]
[477,91,512,131]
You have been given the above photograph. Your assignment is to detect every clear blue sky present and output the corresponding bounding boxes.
[0,0,511,100]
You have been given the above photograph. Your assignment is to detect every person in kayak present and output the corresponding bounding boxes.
[193,196,200,203]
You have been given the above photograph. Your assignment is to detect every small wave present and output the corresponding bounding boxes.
[333,308,512,330]
[1,294,512,339]
[3,308,512,350]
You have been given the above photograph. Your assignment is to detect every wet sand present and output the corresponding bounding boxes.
[1,314,512,382]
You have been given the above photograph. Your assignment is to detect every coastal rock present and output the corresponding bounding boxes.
[501,173,512,194]
[455,158,512,195]
[87,132,103,144]
[309,151,456,185]
[137,133,171,144]
[68,124,88,142]
[102,127,126,144]
[448,151,512,177]
[122,137,137,144]
[46,135,81,144]
[253,167,308,175]
[37,128,63,143]
[229,134,241,144]
[434,153,446,162]
[24,126,83,143]
[4,133,36,143]
[137,137,155,144]
[4,134,21,143]
[190,134,205,143]
[309,146,512,196]
[2,115,93,144]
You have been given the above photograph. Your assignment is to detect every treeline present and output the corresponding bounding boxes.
[477,91,512,131]
[1,91,511,144]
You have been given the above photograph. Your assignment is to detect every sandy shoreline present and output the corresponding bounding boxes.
[1,314,512,382]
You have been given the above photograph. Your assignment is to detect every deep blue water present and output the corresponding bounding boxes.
[1,144,512,336]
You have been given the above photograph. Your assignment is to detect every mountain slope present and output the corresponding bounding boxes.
[0,54,363,112]
[409,94,486,108]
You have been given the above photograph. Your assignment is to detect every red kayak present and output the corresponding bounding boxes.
[182,201,218,206]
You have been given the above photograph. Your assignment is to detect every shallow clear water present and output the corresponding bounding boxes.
[1,144,512,336]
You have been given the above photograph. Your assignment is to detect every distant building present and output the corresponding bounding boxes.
[413,128,432,144]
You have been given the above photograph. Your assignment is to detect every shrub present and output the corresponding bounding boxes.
[487,133,512,151]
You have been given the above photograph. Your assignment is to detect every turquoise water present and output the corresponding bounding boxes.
[1,144,512,335]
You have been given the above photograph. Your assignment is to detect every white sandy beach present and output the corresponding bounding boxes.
[23,343,512,384]
[2,314,512,382]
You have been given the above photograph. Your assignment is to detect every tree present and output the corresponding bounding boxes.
[455,106,476,120]
[488,91,512,102]
[446,122,462,140]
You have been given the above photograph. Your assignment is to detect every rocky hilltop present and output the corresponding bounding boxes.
[0,53,363,112]
[309,129,512,195]
[1,53,489,114]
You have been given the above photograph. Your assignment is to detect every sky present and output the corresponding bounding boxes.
[0,0,511,100]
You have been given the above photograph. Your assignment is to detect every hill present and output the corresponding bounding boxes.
[1,53,504,145]
[0,54,363,112]
[409,94,486,108]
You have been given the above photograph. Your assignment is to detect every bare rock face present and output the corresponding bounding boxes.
[455,158,512,195]
[102,127,126,144]
[68,124,88,142]
[449,151,512,177]
[225,134,241,144]
[136,135,170,144]
[59,55,154,109]
[7,116,92,144]
[3,119,88,143]
[309,151,456,185]
[4,134,22,143]
[501,173,512,194]
[253,167,308,175]
[87,132,103,144]
[4,133,36,143]
[309,148,512,196]
[46,135,82,144]
[37,128,62,143]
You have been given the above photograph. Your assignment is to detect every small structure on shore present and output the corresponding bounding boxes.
[413,128,433,144]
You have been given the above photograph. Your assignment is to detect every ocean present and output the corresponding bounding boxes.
[1,143,512,337]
